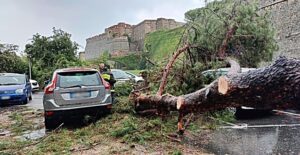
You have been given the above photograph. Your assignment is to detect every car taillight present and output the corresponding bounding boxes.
[45,111,54,116]
[44,75,57,94]
[104,81,110,90]
[100,76,110,90]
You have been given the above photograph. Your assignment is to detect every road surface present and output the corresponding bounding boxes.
[201,109,300,155]
[27,91,44,110]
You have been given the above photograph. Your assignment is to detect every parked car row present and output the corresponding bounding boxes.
[0,69,144,130]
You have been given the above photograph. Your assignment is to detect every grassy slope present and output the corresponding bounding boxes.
[144,27,185,61]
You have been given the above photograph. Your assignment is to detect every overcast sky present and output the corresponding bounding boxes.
[0,0,205,51]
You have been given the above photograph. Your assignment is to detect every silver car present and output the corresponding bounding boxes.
[111,69,132,85]
[125,71,144,83]
[43,68,112,130]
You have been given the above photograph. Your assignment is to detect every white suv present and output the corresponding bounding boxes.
[30,79,39,92]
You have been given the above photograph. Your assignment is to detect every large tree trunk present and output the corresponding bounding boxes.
[134,57,300,133]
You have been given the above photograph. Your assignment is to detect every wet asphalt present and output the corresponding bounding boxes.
[26,91,44,110]
[202,110,300,155]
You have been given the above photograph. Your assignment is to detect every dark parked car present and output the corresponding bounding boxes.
[43,68,112,130]
[0,73,32,105]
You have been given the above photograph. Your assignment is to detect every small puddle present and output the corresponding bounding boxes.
[0,130,11,136]
[21,128,46,140]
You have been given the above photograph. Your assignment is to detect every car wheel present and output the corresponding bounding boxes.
[22,94,30,105]
[22,99,28,105]
[29,92,33,101]
[45,117,61,131]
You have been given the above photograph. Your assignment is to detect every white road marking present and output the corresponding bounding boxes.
[208,116,238,126]
[211,110,300,129]
[220,124,300,129]
[273,110,300,117]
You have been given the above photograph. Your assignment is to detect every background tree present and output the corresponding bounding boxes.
[185,0,277,66]
[25,28,84,84]
[147,0,278,95]
[0,43,28,73]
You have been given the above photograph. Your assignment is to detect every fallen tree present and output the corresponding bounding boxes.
[133,57,300,133]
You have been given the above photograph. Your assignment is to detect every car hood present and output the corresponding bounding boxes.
[0,84,25,90]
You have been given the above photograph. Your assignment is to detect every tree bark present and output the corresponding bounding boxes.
[218,25,238,58]
[134,57,300,133]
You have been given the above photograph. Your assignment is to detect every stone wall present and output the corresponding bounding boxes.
[78,51,85,60]
[132,18,184,50]
[85,34,109,60]
[105,22,133,38]
[108,36,130,53]
[132,20,157,51]
[260,0,300,59]
[84,18,184,60]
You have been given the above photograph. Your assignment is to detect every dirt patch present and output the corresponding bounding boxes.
[72,138,210,155]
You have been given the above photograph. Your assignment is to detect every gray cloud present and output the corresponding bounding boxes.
[0,0,205,51]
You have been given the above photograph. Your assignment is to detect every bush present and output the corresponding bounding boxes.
[114,82,132,96]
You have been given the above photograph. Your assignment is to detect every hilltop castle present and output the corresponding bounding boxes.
[83,18,184,60]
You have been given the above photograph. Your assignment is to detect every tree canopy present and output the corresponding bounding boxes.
[148,0,278,95]
[185,0,278,67]
[24,28,83,83]
[0,43,28,74]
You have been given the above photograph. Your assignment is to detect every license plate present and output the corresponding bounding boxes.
[70,92,91,98]
[1,96,10,100]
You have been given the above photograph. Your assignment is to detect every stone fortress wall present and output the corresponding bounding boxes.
[259,0,300,60]
[84,18,184,60]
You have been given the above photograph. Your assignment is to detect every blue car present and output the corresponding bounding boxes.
[0,73,32,105]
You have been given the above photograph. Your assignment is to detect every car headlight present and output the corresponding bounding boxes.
[15,89,24,95]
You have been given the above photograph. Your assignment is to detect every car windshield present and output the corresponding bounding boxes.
[0,75,26,85]
[125,72,136,78]
[57,71,102,88]
[112,70,129,79]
